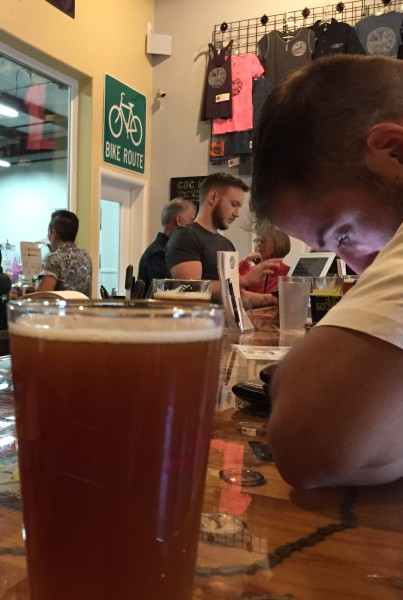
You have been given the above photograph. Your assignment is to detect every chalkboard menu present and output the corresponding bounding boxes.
[170,176,206,203]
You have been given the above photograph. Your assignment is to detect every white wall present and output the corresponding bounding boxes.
[151,0,321,264]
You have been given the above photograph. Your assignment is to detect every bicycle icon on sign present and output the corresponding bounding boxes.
[108,92,143,147]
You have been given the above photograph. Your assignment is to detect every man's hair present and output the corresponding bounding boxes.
[199,173,249,204]
[161,198,194,227]
[256,224,290,258]
[49,210,79,242]
[251,55,403,222]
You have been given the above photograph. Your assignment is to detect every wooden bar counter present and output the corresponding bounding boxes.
[0,311,403,599]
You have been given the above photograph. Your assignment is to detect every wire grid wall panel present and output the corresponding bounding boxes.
[213,0,403,54]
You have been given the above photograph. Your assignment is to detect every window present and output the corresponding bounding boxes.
[0,48,73,280]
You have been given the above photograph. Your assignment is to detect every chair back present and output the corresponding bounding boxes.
[100,285,110,299]
[131,279,146,299]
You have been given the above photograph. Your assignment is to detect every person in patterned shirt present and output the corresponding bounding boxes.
[35,210,92,297]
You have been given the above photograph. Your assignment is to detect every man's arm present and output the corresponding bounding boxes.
[170,258,282,303]
[170,262,221,301]
[35,274,57,292]
[268,325,403,488]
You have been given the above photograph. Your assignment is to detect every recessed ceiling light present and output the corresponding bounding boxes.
[0,103,18,118]
[0,159,11,168]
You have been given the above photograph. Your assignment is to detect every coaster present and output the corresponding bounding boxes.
[219,468,266,487]
[200,513,245,536]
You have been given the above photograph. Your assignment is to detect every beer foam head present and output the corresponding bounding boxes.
[154,290,211,301]
[311,286,342,296]
[9,312,223,344]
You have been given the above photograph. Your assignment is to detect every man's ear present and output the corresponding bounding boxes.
[206,189,218,206]
[365,123,403,178]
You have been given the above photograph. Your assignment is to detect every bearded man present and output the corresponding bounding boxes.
[166,173,277,302]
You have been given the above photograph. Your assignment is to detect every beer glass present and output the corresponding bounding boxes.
[8,299,224,600]
[153,278,212,302]
[310,276,343,324]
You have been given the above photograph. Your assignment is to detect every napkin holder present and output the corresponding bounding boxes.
[217,251,254,332]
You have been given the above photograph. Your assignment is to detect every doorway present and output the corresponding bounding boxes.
[99,169,148,296]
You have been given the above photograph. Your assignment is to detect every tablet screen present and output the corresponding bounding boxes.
[288,253,336,277]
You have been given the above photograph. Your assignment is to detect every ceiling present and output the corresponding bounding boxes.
[0,53,69,168]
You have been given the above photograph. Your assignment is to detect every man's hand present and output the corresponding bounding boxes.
[268,325,403,488]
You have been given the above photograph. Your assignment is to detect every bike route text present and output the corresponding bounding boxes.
[105,141,144,170]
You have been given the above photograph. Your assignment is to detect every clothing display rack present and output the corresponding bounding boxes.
[213,0,403,53]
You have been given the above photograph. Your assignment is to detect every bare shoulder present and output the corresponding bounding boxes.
[268,325,403,488]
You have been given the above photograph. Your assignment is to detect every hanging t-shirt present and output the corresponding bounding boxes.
[310,18,366,58]
[212,53,264,135]
[201,41,233,121]
[258,28,315,86]
[355,11,403,56]
[24,84,55,151]
[224,76,272,157]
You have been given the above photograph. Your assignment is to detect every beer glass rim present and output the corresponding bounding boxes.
[278,275,312,283]
[7,298,223,320]
[153,278,212,283]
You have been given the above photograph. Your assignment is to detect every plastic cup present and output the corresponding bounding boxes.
[278,276,311,334]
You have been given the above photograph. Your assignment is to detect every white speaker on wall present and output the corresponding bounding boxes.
[147,33,172,56]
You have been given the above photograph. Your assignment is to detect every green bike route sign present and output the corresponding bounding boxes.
[103,74,146,174]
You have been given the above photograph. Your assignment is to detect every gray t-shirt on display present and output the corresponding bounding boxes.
[258,28,315,86]
[355,11,402,56]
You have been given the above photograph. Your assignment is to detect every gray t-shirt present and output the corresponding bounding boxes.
[355,11,402,56]
[165,222,235,280]
[258,28,315,86]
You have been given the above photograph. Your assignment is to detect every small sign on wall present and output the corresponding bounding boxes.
[20,242,43,277]
[170,176,206,204]
[103,75,146,175]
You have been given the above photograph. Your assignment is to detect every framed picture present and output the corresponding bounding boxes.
[46,0,75,18]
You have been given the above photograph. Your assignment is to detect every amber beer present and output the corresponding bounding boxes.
[8,302,223,600]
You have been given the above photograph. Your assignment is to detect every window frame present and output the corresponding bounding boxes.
[0,41,79,212]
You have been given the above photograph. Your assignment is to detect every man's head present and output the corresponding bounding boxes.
[251,55,403,274]
[199,173,249,231]
[48,210,79,250]
[161,198,196,236]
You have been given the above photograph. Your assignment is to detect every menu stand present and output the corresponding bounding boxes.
[217,251,254,332]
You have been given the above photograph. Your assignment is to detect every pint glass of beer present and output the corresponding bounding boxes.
[310,276,343,324]
[8,299,224,600]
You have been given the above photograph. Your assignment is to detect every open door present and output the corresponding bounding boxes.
[99,170,148,297]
